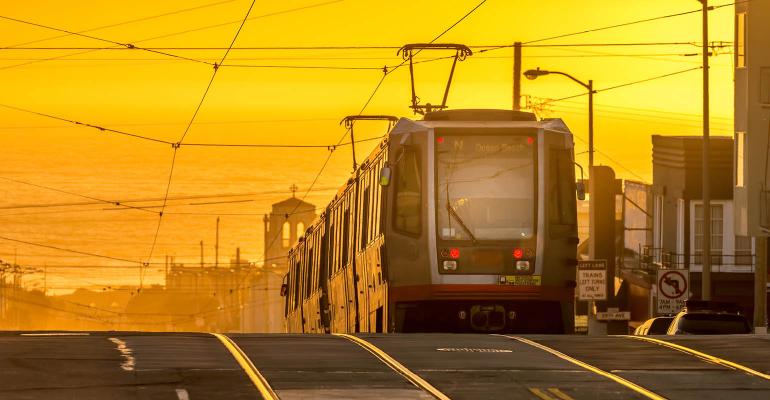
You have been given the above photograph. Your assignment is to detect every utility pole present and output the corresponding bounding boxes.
[588,80,594,169]
[513,42,522,111]
[215,217,220,268]
[701,0,712,300]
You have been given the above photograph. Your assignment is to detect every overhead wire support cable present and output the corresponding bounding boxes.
[544,66,703,104]
[0,103,173,145]
[0,176,159,215]
[144,0,257,277]
[2,0,238,49]
[0,14,212,66]
[0,234,142,265]
[477,1,741,54]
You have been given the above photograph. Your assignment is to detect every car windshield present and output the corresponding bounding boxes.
[436,134,535,241]
[648,317,673,334]
[677,314,751,334]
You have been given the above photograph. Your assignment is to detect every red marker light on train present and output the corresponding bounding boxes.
[513,248,524,259]
[527,137,534,145]
[437,136,445,144]
[449,248,460,259]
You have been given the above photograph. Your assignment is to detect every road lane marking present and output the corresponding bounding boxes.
[211,333,279,400]
[528,388,574,400]
[621,335,770,380]
[503,336,667,400]
[175,388,190,400]
[21,332,90,336]
[333,333,451,400]
[529,388,557,400]
[547,388,574,400]
[108,337,135,371]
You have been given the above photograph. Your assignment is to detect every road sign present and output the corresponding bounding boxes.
[657,269,689,314]
[577,260,607,301]
[597,308,630,321]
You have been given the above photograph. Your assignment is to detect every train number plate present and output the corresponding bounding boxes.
[499,275,541,286]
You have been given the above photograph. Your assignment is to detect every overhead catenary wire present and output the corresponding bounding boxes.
[0,102,388,148]
[477,0,742,54]
[542,66,703,104]
[0,14,212,66]
[3,0,238,48]
[144,0,258,282]
[0,0,345,71]
[0,176,159,215]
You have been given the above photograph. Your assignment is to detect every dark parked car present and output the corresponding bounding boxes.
[666,301,751,335]
[634,317,674,335]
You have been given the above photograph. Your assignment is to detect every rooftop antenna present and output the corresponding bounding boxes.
[397,43,473,115]
[340,115,398,171]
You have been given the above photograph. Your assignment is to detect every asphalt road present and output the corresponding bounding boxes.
[1,332,770,399]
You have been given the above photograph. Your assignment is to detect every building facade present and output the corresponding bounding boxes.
[734,1,770,235]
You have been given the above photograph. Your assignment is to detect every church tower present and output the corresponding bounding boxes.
[262,185,317,270]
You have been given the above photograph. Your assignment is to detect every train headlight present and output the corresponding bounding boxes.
[443,260,458,271]
[515,261,530,272]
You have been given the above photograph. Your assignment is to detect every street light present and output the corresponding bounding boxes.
[524,68,595,169]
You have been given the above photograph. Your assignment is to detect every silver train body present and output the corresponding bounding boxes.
[283,109,579,333]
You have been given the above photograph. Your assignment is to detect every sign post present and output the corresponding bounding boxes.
[656,269,690,315]
[578,260,607,335]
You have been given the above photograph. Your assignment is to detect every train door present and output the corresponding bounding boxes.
[356,169,372,332]
[327,201,347,332]
[319,218,331,333]
[343,191,359,332]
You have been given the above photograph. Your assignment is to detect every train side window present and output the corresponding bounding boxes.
[305,247,315,299]
[292,262,300,310]
[361,185,370,249]
[394,149,421,235]
[342,204,350,266]
[549,149,578,226]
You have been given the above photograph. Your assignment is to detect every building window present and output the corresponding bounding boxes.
[694,204,723,266]
[736,12,746,68]
[282,221,291,248]
[761,67,770,105]
[735,235,753,266]
[296,222,305,242]
[736,131,745,188]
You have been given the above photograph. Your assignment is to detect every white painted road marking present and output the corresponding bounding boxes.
[21,332,90,336]
[175,388,190,400]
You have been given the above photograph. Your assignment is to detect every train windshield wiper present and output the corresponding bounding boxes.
[446,202,477,244]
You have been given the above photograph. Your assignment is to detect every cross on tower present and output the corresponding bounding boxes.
[289,184,298,198]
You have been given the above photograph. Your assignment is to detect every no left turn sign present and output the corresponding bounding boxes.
[656,269,689,314]
[658,270,688,299]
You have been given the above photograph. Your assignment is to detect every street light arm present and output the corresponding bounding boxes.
[548,71,591,91]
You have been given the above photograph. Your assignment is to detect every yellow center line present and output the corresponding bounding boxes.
[333,333,451,400]
[529,387,557,400]
[620,335,770,380]
[503,336,667,400]
[548,388,575,400]
[211,333,279,400]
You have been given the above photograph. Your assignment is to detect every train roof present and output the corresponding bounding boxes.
[392,113,572,135]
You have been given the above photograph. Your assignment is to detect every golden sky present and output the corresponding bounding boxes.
[0,0,737,280]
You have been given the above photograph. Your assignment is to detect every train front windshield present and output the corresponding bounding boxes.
[436,134,535,241]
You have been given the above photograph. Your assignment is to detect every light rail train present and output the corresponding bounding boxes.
[282,109,579,333]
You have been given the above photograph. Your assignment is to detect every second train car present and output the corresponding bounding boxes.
[282,109,579,334]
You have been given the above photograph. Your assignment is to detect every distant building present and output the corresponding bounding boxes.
[262,189,317,270]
